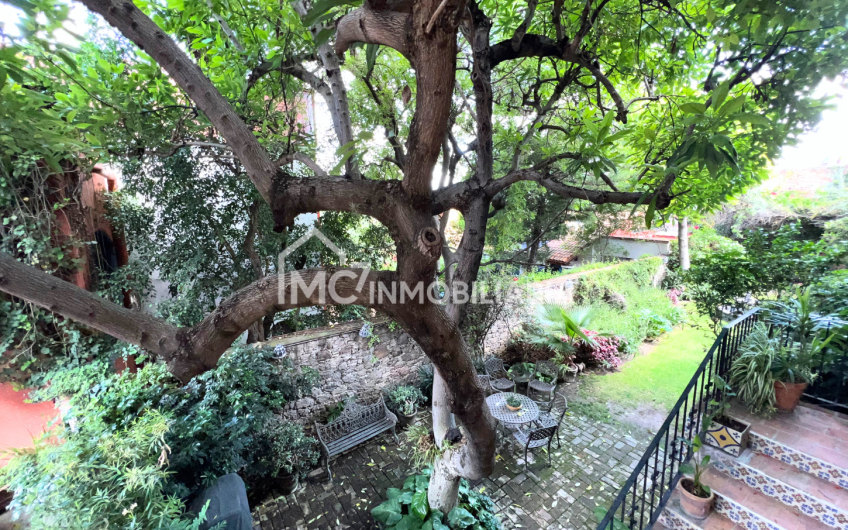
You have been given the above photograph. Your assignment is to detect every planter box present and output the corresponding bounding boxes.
[704,415,751,457]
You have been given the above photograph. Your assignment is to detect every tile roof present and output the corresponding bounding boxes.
[545,237,584,264]
[608,229,677,242]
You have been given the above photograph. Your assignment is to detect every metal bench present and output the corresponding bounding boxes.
[314,395,399,479]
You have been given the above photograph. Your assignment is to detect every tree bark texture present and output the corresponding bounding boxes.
[678,216,690,270]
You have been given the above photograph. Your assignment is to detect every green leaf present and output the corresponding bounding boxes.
[414,474,429,492]
[411,490,429,520]
[629,191,652,218]
[366,43,379,75]
[396,514,424,530]
[302,0,359,27]
[403,475,417,491]
[643,128,657,141]
[718,95,746,116]
[679,464,695,475]
[706,6,716,22]
[387,487,403,500]
[372,498,403,525]
[732,113,770,125]
[645,194,657,229]
[680,102,706,115]
[447,507,476,528]
[312,28,335,47]
[711,80,730,110]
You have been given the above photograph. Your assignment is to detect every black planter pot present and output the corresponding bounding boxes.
[274,473,298,496]
[397,408,418,428]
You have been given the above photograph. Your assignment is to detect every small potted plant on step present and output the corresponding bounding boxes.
[505,394,522,411]
[704,376,750,457]
[385,384,425,427]
[677,435,714,519]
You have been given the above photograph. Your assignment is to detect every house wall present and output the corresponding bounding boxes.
[586,238,671,261]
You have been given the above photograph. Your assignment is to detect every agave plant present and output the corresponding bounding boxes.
[527,302,594,355]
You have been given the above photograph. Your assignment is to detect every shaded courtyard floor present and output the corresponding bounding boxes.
[252,407,652,530]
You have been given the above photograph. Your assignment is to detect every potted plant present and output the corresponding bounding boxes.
[508,362,535,383]
[704,376,750,457]
[772,342,819,413]
[505,394,522,411]
[385,384,425,427]
[677,435,714,519]
[261,418,320,495]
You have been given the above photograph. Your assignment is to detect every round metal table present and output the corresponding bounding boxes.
[486,392,540,427]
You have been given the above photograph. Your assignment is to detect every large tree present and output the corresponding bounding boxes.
[2,0,848,512]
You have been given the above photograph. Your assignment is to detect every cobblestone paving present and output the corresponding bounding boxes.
[252,412,652,530]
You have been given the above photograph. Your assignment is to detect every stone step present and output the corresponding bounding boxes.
[747,431,848,490]
[729,403,848,471]
[659,488,780,530]
[742,450,848,512]
[703,466,830,530]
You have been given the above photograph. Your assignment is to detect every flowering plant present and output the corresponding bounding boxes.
[576,329,623,370]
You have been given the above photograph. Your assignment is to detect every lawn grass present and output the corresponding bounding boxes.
[579,306,715,413]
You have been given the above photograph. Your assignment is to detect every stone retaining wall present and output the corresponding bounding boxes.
[265,319,427,424]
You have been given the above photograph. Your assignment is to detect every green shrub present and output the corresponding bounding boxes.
[254,417,320,478]
[385,384,425,416]
[685,223,847,328]
[371,468,502,530]
[0,410,208,530]
[65,344,320,496]
[574,257,663,302]
[587,287,686,354]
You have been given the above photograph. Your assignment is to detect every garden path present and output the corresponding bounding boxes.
[251,410,652,530]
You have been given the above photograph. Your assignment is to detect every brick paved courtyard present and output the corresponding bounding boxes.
[252,411,652,530]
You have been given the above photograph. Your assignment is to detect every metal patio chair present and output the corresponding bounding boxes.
[484,357,516,393]
[534,392,568,448]
[511,425,558,471]
[527,360,559,404]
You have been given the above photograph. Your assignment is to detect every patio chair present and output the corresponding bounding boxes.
[534,392,568,448]
[511,425,558,471]
[476,374,491,396]
[484,357,516,393]
[527,360,559,404]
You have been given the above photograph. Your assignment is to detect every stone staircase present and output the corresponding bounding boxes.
[656,403,848,530]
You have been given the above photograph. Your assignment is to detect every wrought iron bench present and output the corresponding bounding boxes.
[314,395,399,479]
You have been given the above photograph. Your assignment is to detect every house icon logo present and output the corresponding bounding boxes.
[277,226,371,305]
[278,226,347,268]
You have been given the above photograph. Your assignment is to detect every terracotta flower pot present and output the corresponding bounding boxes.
[774,381,808,413]
[506,402,522,411]
[677,477,714,520]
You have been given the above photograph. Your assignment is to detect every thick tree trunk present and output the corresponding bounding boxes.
[678,216,690,271]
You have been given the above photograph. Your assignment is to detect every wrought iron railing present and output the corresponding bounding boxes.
[596,308,761,530]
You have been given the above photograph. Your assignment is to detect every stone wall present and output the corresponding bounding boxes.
[265,319,428,424]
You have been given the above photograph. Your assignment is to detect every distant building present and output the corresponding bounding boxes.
[546,222,679,269]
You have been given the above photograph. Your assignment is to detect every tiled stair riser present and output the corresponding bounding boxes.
[658,493,785,530]
[749,432,848,489]
[713,457,848,529]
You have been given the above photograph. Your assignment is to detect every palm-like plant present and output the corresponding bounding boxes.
[527,302,594,355]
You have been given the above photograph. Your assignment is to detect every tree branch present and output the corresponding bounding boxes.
[77,0,276,201]
[274,152,329,177]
